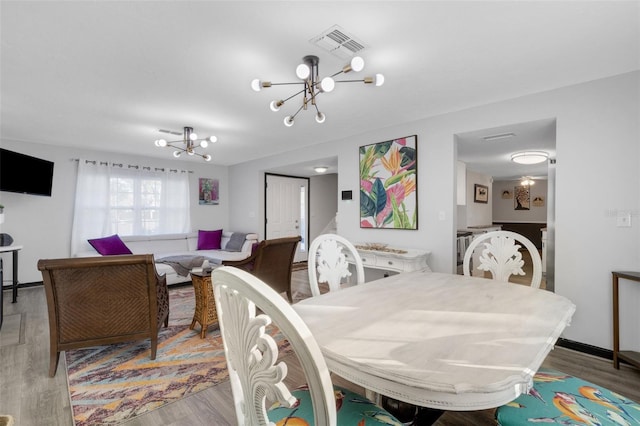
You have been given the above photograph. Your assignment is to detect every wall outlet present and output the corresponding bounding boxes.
[617,212,632,227]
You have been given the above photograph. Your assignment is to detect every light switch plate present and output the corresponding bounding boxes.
[617,212,632,227]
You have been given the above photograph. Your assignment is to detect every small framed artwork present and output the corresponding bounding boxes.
[532,195,545,207]
[474,184,489,203]
[199,178,219,205]
[501,190,513,199]
[514,186,530,210]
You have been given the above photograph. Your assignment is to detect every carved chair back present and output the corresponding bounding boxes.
[213,266,336,425]
[462,230,542,289]
[308,234,365,297]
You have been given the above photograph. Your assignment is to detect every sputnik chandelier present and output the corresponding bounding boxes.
[251,55,384,127]
[154,126,217,161]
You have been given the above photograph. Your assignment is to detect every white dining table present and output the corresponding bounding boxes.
[292,270,576,411]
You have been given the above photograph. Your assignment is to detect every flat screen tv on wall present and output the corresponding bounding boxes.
[0,148,55,197]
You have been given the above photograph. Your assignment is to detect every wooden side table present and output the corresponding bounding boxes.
[190,270,219,338]
[612,270,640,369]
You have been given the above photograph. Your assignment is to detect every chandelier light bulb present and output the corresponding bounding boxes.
[203,154,212,162]
[315,112,326,124]
[296,63,310,80]
[173,150,181,158]
[320,77,335,93]
[208,136,218,143]
[200,140,209,148]
[189,132,198,141]
[350,56,365,73]
[270,100,282,112]
[156,139,167,147]
[251,79,262,92]
[375,73,385,86]
[284,116,294,127]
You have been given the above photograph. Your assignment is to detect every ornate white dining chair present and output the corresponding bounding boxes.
[462,230,543,289]
[212,266,402,426]
[308,234,365,297]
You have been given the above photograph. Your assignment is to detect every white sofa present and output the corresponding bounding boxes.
[76,231,258,285]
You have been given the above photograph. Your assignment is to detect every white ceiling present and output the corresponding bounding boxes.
[1,1,638,177]
[457,118,557,181]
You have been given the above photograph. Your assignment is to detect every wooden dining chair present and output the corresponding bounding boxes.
[212,266,402,425]
[308,233,365,297]
[462,230,543,288]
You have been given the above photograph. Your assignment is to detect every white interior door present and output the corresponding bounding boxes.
[265,174,308,263]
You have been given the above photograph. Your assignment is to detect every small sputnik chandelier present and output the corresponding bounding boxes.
[251,55,384,127]
[154,126,217,161]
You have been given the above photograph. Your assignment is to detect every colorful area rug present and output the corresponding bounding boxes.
[65,287,290,425]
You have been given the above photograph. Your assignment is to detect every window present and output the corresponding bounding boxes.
[71,160,190,255]
[109,176,164,235]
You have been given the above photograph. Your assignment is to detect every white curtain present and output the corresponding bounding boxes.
[71,159,190,255]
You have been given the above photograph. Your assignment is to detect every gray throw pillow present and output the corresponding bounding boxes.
[225,232,247,252]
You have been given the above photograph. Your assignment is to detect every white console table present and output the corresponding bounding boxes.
[345,245,431,274]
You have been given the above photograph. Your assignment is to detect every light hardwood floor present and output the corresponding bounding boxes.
[2,271,640,425]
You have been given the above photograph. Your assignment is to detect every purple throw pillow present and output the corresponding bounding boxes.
[197,229,223,250]
[88,234,132,256]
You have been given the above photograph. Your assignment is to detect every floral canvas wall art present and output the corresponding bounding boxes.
[359,135,418,229]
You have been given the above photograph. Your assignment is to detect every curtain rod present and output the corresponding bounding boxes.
[71,158,193,174]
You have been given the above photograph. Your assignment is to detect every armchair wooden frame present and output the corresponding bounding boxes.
[38,254,170,377]
[223,236,301,303]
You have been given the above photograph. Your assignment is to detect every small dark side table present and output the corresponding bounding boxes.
[612,270,640,369]
[0,245,22,330]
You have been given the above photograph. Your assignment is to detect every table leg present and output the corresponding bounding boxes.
[0,258,3,330]
[613,273,620,369]
[11,250,18,303]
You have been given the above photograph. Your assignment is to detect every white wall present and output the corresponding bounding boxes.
[309,174,338,244]
[493,179,548,223]
[464,169,493,227]
[0,140,230,283]
[229,71,640,350]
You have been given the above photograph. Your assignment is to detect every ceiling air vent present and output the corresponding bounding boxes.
[159,129,182,136]
[310,25,366,59]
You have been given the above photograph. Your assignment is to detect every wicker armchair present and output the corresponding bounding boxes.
[37,254,170,377]
[223,236,300,302]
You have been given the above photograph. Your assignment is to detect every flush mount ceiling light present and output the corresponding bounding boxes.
[154,127,217,162]
[511,151,549,165]
[314,166,329,173]
[251,55,384,127]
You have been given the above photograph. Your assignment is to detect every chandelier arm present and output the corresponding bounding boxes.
[268,82,306,86]
[290,103,306,120]
[281,87,308,103]
[334,79,366,83]
[166,141,188,149]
